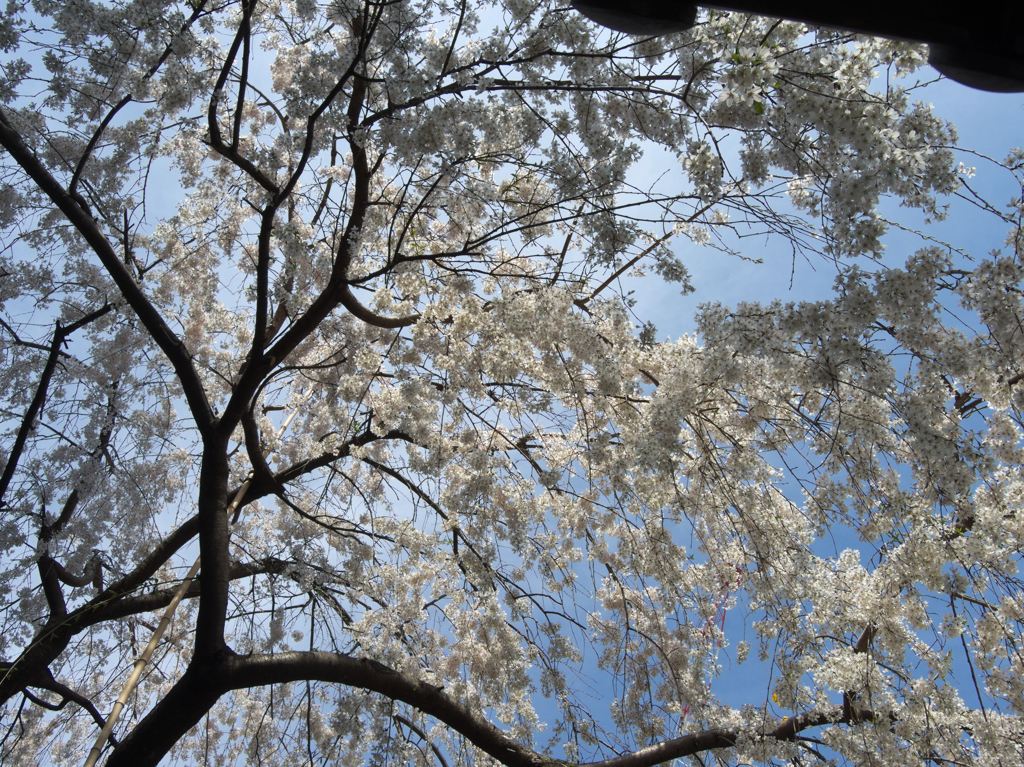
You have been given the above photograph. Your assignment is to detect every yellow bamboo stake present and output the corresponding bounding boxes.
[83,481,251,767]
[84,389,309,766]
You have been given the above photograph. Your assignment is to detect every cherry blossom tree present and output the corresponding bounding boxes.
[1,1,1022,765]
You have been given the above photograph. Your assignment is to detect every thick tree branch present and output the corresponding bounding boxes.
[338,280,420,328]
[37,554,68,618]
[0,112,216,433]
[241,406,279,496]
[48,555,103,590]
[198,653,858,767]
[226,62,377,425]
[193,436,231,657]
[102,661,226,767]
[87,558,288,625]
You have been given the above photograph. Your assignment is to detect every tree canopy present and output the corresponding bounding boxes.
[0,1,1022,765]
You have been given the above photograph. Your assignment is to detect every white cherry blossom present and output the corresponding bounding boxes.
[0,2,1021,766]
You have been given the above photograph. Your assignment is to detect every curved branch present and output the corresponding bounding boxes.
[223,652,539,767]
[394,712,452,767]
[241,407,279,499]
[220,653,859,767]
[362,456,493,589]
[37,554,68,618]
[49,555,103,590]
[102,636,868,767]
[338,281,420,328]
[234,428,416,506]
[25,676,117,744]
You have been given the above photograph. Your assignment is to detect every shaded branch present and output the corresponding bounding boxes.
[0,304,112,508]
[100,630,873,767]
[25,675,117,745]
[394,712,452,767]
[234,428,416,506]
[0,111,216,432]
[193,436,231,658]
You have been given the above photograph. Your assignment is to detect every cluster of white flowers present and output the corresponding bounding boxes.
[0,1,1021,765]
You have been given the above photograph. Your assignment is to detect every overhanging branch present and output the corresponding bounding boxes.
[0,110,216,433]
[217,651,863,767]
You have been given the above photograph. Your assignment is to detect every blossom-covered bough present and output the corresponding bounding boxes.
[0,1,1021,765]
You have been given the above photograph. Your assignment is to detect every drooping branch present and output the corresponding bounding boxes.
[362,456,495,589]
[23,672,116,745]
[394,712,453,767]
[47,554,103,590]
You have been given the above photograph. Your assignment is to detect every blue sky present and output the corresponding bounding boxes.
[628,75,1024,340]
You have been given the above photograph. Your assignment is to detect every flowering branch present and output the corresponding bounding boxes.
[0,112,216,433]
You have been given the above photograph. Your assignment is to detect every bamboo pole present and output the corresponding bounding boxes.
[84,392,307,765]
[83,481,250,767]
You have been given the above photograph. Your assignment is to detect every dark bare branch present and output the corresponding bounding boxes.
[0,112,216,433]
